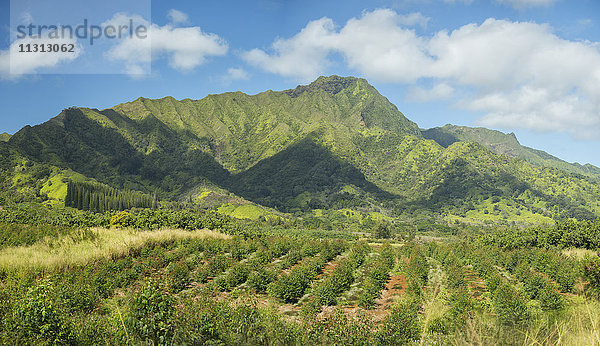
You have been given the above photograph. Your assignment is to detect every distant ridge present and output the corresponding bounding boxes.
[422,124,600,179]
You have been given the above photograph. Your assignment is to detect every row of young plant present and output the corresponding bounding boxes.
[304,241,371,309]
[375,243,429,344]
[267,240,347,303]
[0,234,367,345]
[355,242,396,308]
[439,242,569,324]
[209,237,304,292]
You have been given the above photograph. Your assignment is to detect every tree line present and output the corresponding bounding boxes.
[65,181,158,212]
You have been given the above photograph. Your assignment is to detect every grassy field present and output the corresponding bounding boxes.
[0,218,597,345]
[0,227,228,272]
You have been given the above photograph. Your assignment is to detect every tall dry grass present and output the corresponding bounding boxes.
[0,227,229,272]
[450,296,600,345]
[562,248,598,260]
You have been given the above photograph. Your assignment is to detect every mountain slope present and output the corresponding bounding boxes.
[422,124,600,179]
[0,133,10,142]
[3,76,600,222]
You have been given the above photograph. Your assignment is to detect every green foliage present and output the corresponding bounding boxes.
[481,219,600,250]
[66,181,157,212]
[110,210,132,228]
[128,279,176,345]
[492,282,530,325]
[246,267,277,292]
[372,220,392,239]
[582,253,600,298]
[11,281,73,344]
[357,244,395,309]
[376,298,421,344]
[167,261,191,292]
[268,242,345,303]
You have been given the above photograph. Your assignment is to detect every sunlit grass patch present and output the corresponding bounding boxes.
[0,227,229,272]
[562,248,598,260]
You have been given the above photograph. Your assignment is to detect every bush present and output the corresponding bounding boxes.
[110,211,132,228]
[582,253,600,297]
[128,280,175,344]
[492,282,530,325]
[357,277,380,309]
[376,299,421,344]
[56,282,100,313]
[11,281,73,344]
[167,261,191,292]
[247,267,277,292]
[223,263,251,291]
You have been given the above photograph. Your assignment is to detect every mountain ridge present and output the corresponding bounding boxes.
[2,75,600,222]
[422,124,600,179]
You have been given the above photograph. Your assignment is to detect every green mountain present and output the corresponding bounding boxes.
[2,76,600,223]
[422,125,600,179]
[0,133,11,142]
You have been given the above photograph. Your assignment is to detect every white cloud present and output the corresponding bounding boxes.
[407,83,454,102]
[220,67,250,85]
[243,17,336,82]
[167,9,189,25]
[104,13,228,74]
[244,9,600,139]
[0,33,81,79]
[496,0,558,9]
[243,11,432,82]
[397,13,431,28]
[224,67,249,81]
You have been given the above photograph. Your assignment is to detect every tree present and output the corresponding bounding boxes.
[372,220,392,239]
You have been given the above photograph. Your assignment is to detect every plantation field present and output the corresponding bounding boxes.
[0,209,599,345]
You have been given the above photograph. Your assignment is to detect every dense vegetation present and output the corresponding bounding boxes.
[423,124,600,179]
[65,181,158,212]
[2,76,600,224]
[0,205,598,344]
[1,75,600,344]
[481,219,600,250]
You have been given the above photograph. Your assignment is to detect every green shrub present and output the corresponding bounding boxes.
[357,277,380,309]
[247,267,277,292]
[492,282,530,325]
[56,282,100,313]
[110,211,132,228]
[167,261,191,292]
[11,281,73,344]
[582,253,600,297]
[224,263,251,290]
[376,299,421,344]
[128,280,175,345]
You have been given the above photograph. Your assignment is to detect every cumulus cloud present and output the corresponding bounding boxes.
[244,17,336,81]
[0,33,81,79]
[243,9,600,139]
[104,13,228,75]
[167,9,189,25]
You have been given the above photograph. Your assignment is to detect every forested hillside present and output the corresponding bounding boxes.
[422,124,600,179]
[2,76,600,222]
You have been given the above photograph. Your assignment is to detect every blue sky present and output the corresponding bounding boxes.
[1,0,600,166]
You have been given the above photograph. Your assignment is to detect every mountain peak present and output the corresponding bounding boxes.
[285,75,369,98]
